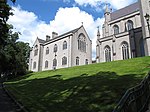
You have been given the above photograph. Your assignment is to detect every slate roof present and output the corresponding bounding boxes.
[37,26,82,44]
[57,26,81,38]
[110,2,139,21]
[38,38,45,44]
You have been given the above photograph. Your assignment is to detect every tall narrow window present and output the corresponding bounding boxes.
[34,45,38,56]
[104,46,111,62]
[33,62,36,69]
[63,41,67,50]
[46,47,49,54]
[85,59,88,65]
[114,25,119,35]
[78,33,86,52]
[45,60,48,68]
[62,56,67,65]
[127,20,133,31]
[53,59,57,67]
[121,42,129,60]
[54,44,58,52]
[76,57,79,65]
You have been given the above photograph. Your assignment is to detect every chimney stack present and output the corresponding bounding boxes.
[52,32,58,38]
[46,35,51,41]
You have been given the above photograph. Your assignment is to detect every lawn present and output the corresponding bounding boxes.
[5,56,150,112]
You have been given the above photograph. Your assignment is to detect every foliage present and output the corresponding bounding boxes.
[0,0,30,79]
[5,56,150,112]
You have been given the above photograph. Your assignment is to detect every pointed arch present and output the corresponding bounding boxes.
[76,57,79,65]
[46,47,49,54]
[127,20,134,31]
[62,56,67,65]
[121,41,129,60]
[54,44,58,52]
[53,59,57,67]
[113,25,119,35]
[45,60,48,68]
[104,45,111,62]
[63,41,67,50]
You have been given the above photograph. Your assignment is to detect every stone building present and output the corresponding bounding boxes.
[29,25,92,72]
[96,0,150,63]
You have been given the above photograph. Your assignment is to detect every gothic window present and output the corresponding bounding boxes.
[63,41,67,50]
[78,33,86,52]
[46,47,49,54]
[62,56,67,65]
[121,42,129,60]
[127,20,133,31]
[34,45,38,56]
[76,57,79,65]
[53,59,57,67]
[85,59,88,65]
[54,44,58,52]
[33,61,36,69]
[104,46,111,62]
[45,60,48,68]
[113,25,119,35]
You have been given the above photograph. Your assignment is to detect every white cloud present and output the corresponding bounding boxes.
[8,6,104,59]
[74,0,137,10]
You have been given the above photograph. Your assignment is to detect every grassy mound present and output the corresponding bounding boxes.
[5,56,150,112]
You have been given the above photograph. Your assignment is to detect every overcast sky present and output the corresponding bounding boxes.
[8,0,137,59]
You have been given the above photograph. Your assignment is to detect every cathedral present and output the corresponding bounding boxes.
[29,25,92,72]
[96,0,150,62]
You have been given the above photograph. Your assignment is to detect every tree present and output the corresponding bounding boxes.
[0,0,30,79]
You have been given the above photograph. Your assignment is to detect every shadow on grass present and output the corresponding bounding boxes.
[7,71,144,112]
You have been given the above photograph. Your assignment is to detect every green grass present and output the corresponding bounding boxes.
[5,56,150,112]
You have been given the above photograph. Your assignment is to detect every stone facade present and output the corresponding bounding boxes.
[29,25,92,72]
[96,0,150,63]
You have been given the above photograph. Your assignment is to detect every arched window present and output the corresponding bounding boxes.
[46,47,49,54]
[78,33,86,52]
[121,42,129,60]
[85,59,88,65]
[104,46,111,62]
[33,61,36,69]
[62,56,67,65]
[76,57,79,65]
[53,59,57,67]
[63,41,67,50]
[34,45,38,56]
[54,44,58,52]
[45,60,48,68]
[127,20,133,31]
[114,25,119,35]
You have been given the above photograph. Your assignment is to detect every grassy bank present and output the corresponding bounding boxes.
[5,56,150,112]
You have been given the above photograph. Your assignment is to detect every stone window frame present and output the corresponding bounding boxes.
[76,57,79,65]
[33,61,36,69]
[113,25,119,35]
[104,45,111,62]
[54,44,58,52]
[45,60,48,68]
[121,41,129,60]
[62,56,67,65]
[78,33,86,52]
[63,41,67,50]
[46,47,49,55]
